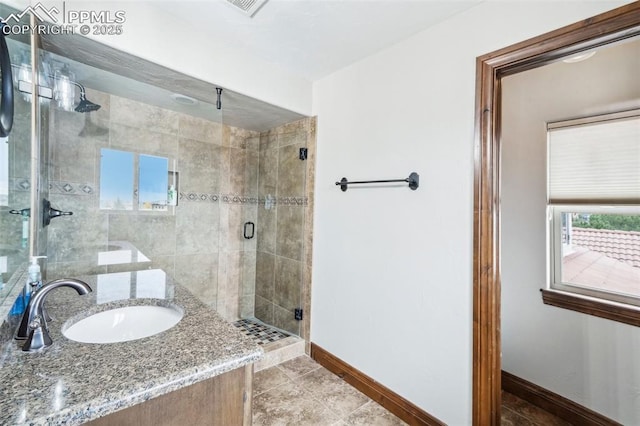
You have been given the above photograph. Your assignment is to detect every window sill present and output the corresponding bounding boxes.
[541,289,640,327]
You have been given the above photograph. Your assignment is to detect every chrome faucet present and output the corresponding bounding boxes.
[16,278,92,352]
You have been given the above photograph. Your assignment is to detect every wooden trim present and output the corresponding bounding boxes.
[502,371,622,426]
[473,3,640,425]
[310,343,444,426]
[541,289,640,327]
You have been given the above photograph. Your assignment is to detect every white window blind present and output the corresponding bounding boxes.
[548,113,640,204]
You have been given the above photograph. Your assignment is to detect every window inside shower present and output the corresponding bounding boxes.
[99,148,171,211]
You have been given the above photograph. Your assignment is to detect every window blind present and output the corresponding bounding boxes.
[548,113,640,204]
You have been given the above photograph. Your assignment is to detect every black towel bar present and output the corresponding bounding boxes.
[336,172,419,192]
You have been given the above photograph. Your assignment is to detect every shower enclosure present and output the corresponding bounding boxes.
[0,9,315,342]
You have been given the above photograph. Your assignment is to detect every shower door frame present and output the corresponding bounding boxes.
[472,3,640,425]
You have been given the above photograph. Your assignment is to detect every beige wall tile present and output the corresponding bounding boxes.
[175,202,219,255]
[255,295,274,324]
[175,253,218,305]
[228,204,246,251]
[46,194,106,263]
[109,123,177,158]
[108,213,176,257]
[240,251,257,298]
[217,296,239,321]
[273,304,299,335]
[178,137,221,194]
[245,149,260,197]
[278,119,307,135]
[246,136,260,152]
[258,148,278,196]
[277,145,305,196]
[50,109,105,184]
[110,96,178,135]
[255,251,275,300]
[275,257,302,312]
[278,130,306,148]
[178,113,223,145]
[239,295,255,319]
[259,133,277,151]
[276,206,303,261]
[257,206,276,254]
[229,148,247,195]
[218,251,241,301]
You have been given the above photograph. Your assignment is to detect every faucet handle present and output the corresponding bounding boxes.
[28,315,43,330]
[22,315,53,352]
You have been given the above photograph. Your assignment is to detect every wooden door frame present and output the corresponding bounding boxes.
[472,3,640,424]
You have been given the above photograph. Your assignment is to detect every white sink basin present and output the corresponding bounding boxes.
[63,305,183,344]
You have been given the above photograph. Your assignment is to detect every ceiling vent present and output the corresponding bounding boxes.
[225,0,269,17]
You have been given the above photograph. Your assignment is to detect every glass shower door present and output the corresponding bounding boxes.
[254,118,312,338]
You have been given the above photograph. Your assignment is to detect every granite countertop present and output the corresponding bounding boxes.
[0,269,263,425]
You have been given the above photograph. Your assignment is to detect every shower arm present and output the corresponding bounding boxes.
[70,81,88,99]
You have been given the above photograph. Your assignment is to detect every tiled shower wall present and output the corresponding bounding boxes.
[44,88,315,328]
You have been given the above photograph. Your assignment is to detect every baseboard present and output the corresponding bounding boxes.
[502,370,621,426]
[311,343,445,426]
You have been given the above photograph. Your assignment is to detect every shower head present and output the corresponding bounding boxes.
[73,83,101,113]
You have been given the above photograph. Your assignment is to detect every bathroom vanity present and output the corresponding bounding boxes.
[0,270,263,425]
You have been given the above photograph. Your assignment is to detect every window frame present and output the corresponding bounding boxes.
[543,110,640,326]
[98,147,176,213]
[548,205,640,307]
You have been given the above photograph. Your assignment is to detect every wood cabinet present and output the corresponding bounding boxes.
[87,365,253,426]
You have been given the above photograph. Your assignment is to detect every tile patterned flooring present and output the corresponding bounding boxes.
[253,356,570,425]
[501,391,571,425]
[252,356,406,425]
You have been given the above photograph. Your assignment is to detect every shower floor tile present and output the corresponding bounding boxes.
[233,318,291,345]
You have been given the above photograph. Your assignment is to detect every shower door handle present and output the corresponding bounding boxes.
[243,222,255,239]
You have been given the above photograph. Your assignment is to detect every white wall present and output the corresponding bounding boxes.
[37,0,313,115]
[310,1,634,424]
[501,39,640,423]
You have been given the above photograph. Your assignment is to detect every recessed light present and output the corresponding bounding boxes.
[562,51,597,63]
[170,93,198,106]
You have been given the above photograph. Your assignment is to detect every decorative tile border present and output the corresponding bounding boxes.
[178,192,308,207]
[33,183,309,207]
[221,194,259,205]
[50,181,95,195]
[274,196,308,206]
[179,192,219,203]
[10,178,31,192]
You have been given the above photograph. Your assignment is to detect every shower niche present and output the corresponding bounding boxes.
[8,25,316,343]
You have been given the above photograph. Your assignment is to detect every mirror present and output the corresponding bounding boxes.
[0,4,32,308]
